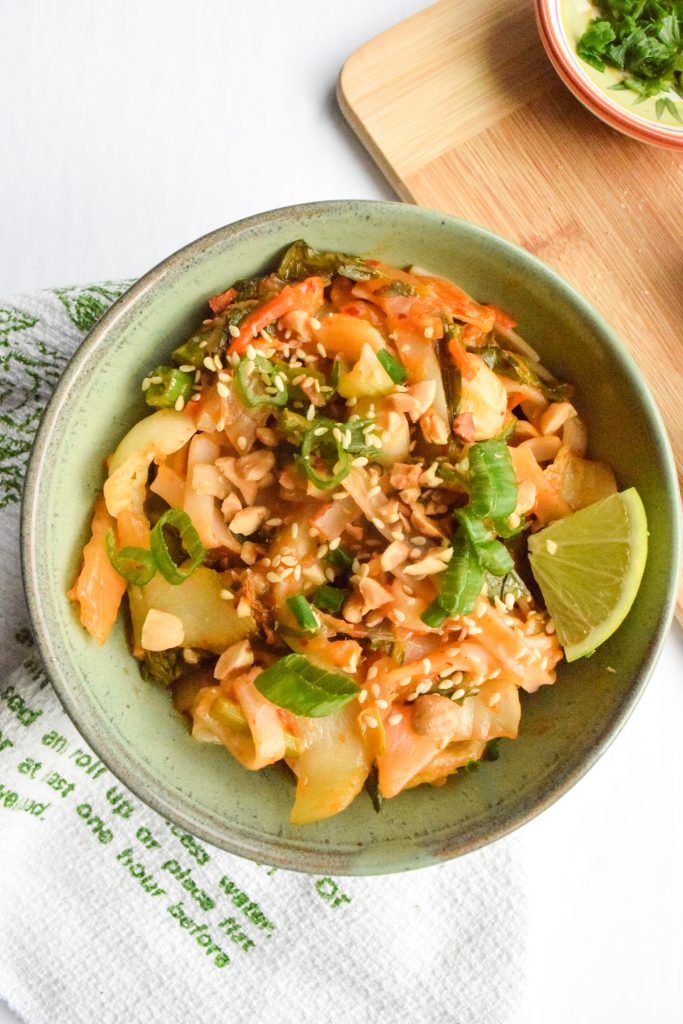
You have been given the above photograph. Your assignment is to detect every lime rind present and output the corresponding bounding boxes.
[528,488,648,662]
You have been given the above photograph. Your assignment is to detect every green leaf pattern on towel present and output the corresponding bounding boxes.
[0,281,133,509]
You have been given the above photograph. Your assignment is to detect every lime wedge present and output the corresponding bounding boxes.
[528,488,648,662]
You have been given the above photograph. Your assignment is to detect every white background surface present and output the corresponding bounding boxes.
[1,1,682,1021]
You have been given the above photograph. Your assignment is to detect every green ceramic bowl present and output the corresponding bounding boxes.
[22,201,680,875]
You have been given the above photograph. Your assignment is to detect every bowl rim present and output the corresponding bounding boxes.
[21,199,681,874]
[535,0,683,150]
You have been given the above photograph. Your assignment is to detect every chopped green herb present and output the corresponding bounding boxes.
[576,2,683,109]
[325,545,353,570]
[364,765,384,813]
[140,649,185,686]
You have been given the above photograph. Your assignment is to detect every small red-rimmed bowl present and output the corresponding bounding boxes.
[535,0,683,150]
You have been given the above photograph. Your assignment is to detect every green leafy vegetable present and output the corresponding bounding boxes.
[278,240,379,283]
[150,509,206,586]
[105,530,157,586]
[376,348,408,384]
[311,585,348,613]
[140,649,184,686]
[576,2,683,109]
[145,365,194,409]
[477,345,573,402]
[254,653,360,717]
[277,408,310,445]
[286,594,319,632]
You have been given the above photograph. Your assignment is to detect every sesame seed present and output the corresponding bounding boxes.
[488,692,501,708]
[468,624,483,635]
[452,688,466,701]
[141,378,151,391]
[245,344,257,360]
[237,436,248,451]
[217,382,229,398]
[417,680,432,694]
[228,324,240,338]
[294,565,302,581]
[236,598,251,618]
[329,537,341,551]
[489,668,501,679]
[325,568,335,581]
[368,485,381,498]
[274,375,285,392]
[446,647,461,657]
[318,543,329,558]
[266,572,282,584]
[371,682,381,698]
[424,325,434,339]
[545,620,556,634]
[406,692,419,702]
[376,699,389,710]
[365,716,379,728]
[213,355,223,371]
[313,426,328,437]
[149,375,163,384]
[393,609,406,623]
[219,589,234,601]
[505,593,515,610]
[388,713,402,725]
[315,341,326,356]
[310,318,322,331]
[438,679,452,690]
[422,659,432,675]
[306,404,316,421]
[332,491,347,500]
[352,456,368,467]
[174,395,185,411]
[546,539,558,555]
[606,666,616,674]
[266,517,283,527]
[216,418,225,432]
[203,356,216,372]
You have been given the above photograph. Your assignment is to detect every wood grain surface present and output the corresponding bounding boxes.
[338,0,683,619]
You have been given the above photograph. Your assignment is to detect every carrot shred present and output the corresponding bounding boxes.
[227,276,325,356]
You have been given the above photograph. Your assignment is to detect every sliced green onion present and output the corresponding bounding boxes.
[468,439,518,524]
[311,585,348,613]
[286,594,319,632]
[235,355,288,408]
[105,530,156,586]
[330,357,343,389]
[145,365,194,409]
[254,653,360,718]
[277,408,310,445]
[420,599,448,629]
[325,545,353,570]
[476,539,514,576]
[421,529,484,625]
[454,509,513,576]
[296,423,351,491]
[150,509,206,585]
[376,348,407,384]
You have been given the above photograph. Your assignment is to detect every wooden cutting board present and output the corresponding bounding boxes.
[338,0,683,619]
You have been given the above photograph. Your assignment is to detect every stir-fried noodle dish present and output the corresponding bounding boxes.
[70,241,627,824]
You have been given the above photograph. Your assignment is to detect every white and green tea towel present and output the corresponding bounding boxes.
[0,285,527,1024]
